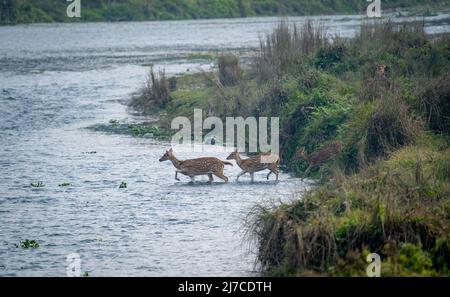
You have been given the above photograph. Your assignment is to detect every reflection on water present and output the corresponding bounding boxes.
[0,13,449,276]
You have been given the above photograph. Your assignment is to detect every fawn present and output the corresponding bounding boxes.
[159,148,232,183]
[295,141,343,180]
[226,149,280,182]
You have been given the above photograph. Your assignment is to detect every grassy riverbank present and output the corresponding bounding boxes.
[1,0,449,25]
[131,19,450,276]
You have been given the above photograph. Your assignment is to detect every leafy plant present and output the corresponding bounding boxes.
[17,240,40,249]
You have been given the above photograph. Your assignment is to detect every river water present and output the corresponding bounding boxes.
[1,14,449,276]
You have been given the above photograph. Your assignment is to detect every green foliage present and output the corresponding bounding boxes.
[128,124,172,139]
[2,0,446,24]
[58,182,71,187]
[249,145,450,276]
[315,42,348,73]
[119,181,127,189]
[17,239,40,249]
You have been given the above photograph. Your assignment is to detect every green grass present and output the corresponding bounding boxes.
[248,141,450,276]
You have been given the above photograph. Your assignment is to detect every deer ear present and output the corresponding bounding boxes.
[169,148,173,152]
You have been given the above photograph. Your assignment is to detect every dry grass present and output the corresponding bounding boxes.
[419,75,450,134]
[365,94,423,159]
[356,20,427,54]
[218,54,243,86]
[254,20,328,81]
[129,67,170,111]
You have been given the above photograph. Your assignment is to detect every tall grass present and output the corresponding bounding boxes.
[245,19,450,276]
[248,146,450,276]
[254,20,328,81]
[419,75,450,134]
[129,67,170,112]
[218,54,243,86]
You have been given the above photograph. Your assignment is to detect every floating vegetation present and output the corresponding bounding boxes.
[16,240,40,249]
[82,151,97,154]
[30,182,44,188]
[119,181,127,189]
[83,271,90,277]
[128,124,172,139]
[109,119,119,125]
[87,122,171,140]
[58,182,72,187]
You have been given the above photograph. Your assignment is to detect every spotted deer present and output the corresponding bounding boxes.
[226,150,280,182]
[295,141,343,180]
[159,148,232,183]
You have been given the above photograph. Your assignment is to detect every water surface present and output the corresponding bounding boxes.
[1,14,449,276]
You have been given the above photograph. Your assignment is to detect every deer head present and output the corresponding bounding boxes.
[295,147,307,160]
[159,148,173,162]
[226,149,239,160]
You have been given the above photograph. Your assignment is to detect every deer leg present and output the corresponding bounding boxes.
[250,172,255,183]
[189,176,195,184]
[236,171,246,181]
[267,171,272,180]
[175,171,182,181]
[302,165,312,181]
[214,172,229,183]
[207,174,214,184]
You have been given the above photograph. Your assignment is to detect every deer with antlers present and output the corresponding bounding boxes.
[159,148,232,183]
[226,149,280,182]
[295,141,343,180]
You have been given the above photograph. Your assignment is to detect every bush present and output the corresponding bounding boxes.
[315,42,347,72]
[218,54,243,86]
[365,95,422,159]
[248,146,450,276]
[419,75,450,134]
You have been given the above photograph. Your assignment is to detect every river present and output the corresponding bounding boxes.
[1,13,449,276]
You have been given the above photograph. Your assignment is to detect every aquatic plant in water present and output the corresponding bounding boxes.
[30,182,44,188]
[16,240,40,249]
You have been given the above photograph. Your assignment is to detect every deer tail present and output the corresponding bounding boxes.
[222,161,233,166]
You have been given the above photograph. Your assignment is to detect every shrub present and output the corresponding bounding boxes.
[419,75,450,134]
[315,42,347,72]
[218,54,243,86]
[365,95,422,159]
[248,146,450,276]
